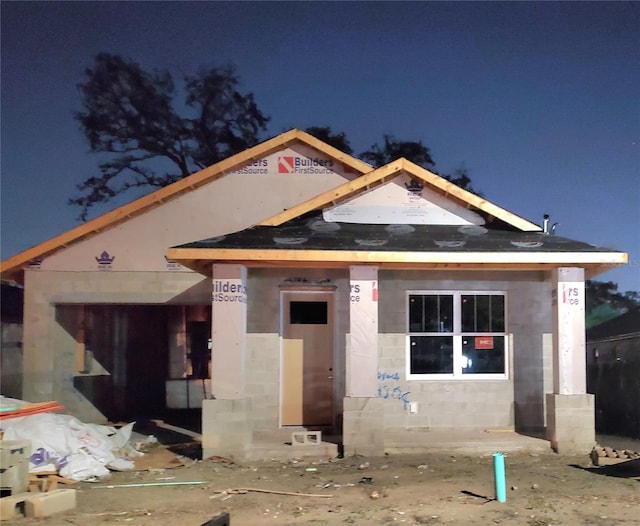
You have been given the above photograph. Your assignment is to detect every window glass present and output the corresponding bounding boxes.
[409,336,453,374]
[290,301,327,324]
[439,295,453,332]
[461,295,475,332]
[475,295,491,332]
[491,295,505,332]
[461,336,505,374]
[461,294,505,332]
[409,294,453,332]
[408,292,507,378]
[409,295,427,332]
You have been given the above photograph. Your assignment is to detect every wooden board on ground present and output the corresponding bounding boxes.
[130,447,185,471]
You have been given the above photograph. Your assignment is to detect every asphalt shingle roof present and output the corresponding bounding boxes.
[175,212,612,254]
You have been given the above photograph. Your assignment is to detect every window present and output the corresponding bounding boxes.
[407,292,507,379]
[290,301,328,324]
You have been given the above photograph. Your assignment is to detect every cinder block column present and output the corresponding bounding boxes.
[343,267,384,455]
[342,396,385,456]
[211,264,247,399]
[546,393,594,454]
[202,398,253,460]
[547,267,594,453]
[204,266,252,460]
[22,272,54,402]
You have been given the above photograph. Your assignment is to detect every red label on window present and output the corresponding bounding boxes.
[475,336,494,349]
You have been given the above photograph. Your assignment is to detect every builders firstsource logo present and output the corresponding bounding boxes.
[278,156,335,174]
[229,159,268,174]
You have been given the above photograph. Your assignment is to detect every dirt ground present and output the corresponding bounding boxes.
[4,435,639,526]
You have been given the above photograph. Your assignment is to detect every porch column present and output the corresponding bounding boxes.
[202,264,252,460]
[210,264,247,398]
[343,265,384,455]
[546,267,595,454]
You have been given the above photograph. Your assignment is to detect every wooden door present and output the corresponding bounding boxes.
[281,292,334,427]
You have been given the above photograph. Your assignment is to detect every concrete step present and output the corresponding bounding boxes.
[247,430,339,461]
[245,440,339,461]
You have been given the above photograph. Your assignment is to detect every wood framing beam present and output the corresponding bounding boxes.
[170,257,624,278]
[167,247,627,278]
[167,247,627,266]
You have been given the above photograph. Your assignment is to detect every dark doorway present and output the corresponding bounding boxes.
[73,305,169,421]
[188,321,210,379]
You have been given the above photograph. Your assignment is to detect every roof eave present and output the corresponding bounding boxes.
[166,247,628,277]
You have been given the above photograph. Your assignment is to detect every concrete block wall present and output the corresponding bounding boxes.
[378,333,419,429]
[246,271,286,431]
[51,305,91,419]
[508,281,552,433]
[0,322,23,398]
[246,333,280,431]
[246,269,350,431]
[542,332,553,423]
[22,270,207,423]
[209,266,552,450]
[378,270,550,434]
[378,332,514,431]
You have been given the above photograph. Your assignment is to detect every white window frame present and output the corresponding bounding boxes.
[406,290,509,381]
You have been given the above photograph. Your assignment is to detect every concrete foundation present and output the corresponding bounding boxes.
[342,396,385,456]
[546,393,595,454]
[202,398,253,460]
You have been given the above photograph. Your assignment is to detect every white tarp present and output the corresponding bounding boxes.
[1,397,136,481]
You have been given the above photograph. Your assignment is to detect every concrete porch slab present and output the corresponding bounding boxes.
[243,428,550,461]
[382,429,551,456]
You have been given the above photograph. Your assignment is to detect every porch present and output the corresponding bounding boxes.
[245,428,551,461]
[149,416,549,462]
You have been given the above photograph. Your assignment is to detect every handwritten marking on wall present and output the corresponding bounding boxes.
[377,371,411,410]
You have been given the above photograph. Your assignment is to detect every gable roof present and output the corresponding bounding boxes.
[167,157,627,277]
[259,158,542,232]
[0,129,371,282]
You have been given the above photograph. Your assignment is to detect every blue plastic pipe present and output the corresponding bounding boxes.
[493,452,507,503]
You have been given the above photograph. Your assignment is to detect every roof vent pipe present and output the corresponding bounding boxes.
[543,214,550,234]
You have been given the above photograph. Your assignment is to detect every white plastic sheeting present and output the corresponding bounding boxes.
[1,397,136,481]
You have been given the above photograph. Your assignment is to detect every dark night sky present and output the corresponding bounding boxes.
[1,1,638,291]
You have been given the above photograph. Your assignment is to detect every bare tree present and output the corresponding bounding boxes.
[71,53,269,219]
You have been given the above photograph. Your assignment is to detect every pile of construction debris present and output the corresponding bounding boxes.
[1,396,138,481]
[0,396,148,519]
